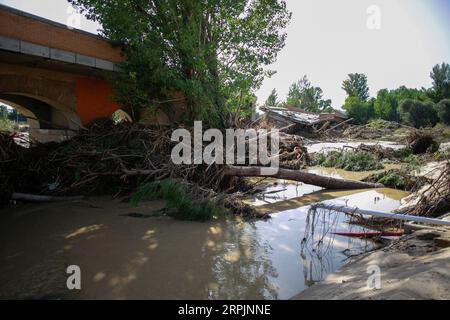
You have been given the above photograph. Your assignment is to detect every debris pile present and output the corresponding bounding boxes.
[343,120,401,140]
[1,120,263,219]
[406,130,439,154]
[279,132,309,169]
[261,106,349,138]
[401,162,450,217]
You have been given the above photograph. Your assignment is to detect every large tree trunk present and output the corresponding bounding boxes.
[223,166,383,190]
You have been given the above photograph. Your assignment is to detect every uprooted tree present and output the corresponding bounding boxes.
[69,0,292,127]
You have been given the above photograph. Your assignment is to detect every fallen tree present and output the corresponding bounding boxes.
[223,166,383,190]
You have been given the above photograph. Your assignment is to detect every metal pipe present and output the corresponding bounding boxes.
[312,203,450,227]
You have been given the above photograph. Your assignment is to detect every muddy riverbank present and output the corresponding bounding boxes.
[293,227,450,300]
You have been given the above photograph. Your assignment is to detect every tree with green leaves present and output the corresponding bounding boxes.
[0,105,8,120]
[342,73,370,101]
[374,86,430,122]
[69,0,291,127]
[435,99,450,125]
[265,88,279,107]
[398,99,438,128]
[342,96,370,124]
[429,62,450,103]
[374,89,399,122]
[285,75,332,113]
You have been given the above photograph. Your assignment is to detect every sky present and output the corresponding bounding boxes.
[1,0,449,109]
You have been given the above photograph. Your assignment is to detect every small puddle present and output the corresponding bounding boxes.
[0,169,409,300]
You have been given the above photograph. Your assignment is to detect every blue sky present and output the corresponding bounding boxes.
[1,0,449,108]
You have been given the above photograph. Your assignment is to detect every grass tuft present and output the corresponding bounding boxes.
[130,179,224,221]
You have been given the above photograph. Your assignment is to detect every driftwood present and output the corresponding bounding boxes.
[323,118,353,133]
[11,193,84,203]
[223,166,383,190]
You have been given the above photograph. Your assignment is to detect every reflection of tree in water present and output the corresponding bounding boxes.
[206,221,279,300]
[300,207,338,286]
[300,206,373,287]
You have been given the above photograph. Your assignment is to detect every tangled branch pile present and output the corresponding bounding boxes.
[278,132,309,169]
[408,162,450,217]
[406,130,439,154]
[1,120,261,219]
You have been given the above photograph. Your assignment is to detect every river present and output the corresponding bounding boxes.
[0,167,408,300]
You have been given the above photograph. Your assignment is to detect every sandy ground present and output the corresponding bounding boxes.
[292,227,450,300]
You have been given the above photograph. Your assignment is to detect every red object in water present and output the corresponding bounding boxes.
[333,231,404,238]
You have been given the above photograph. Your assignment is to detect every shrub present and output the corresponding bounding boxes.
[316,151,384,171]
[0,119,14,133]
[403,154,424,171]
[377,171,406,189]
[363,169,419,190]
[130,179,224,221]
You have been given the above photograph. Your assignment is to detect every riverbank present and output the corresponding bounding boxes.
[292,225,450,300]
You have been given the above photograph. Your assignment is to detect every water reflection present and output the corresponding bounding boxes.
[206,221,279,299]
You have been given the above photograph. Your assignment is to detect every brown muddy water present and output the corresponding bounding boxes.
[0,155,409,300]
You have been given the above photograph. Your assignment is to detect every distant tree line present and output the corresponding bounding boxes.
[0,105,27,123]
[265,62,450,128]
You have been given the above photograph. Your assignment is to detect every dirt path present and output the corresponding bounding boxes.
[292,227,450,300]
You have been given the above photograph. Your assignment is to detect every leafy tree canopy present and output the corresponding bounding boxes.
[69,0,291,126]
[435,99,450,125]
[343,96,370,124]
[285,75,332,113]
[374,86,430,122]
[429,62,450,103]
[399,99,438,128]
[342,73,370,101]
[265,88,279,107]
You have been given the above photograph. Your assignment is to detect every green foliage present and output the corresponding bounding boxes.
[398,99,438,128]
[227,92,257,120]
[70,0,291,127]
[130,179,224,221]
[265,88,279,107]
[435,99,450,125]
[315,151,384,171]
[429,62,450,103]
[377,171,406,189]
[392,147,413,159]
[0,105,14,132]
[403,154,424,172]
[285,75,332,112]
[0,119,14,133]
[342,96,370,124]
[364,169,419,190]
[373,87,430,122]
[0,105,8,120]
[342,73,369,101]
[374,89,399,122]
